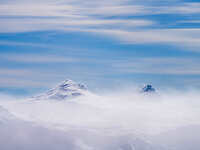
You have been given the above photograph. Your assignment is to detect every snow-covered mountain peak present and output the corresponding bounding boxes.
[141,84,156,93]
[31,79,88,100]
[58,79,87,91]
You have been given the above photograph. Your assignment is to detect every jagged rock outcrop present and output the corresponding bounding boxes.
[141,84,156,93]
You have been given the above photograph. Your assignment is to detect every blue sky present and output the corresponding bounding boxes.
[0,0,200,95]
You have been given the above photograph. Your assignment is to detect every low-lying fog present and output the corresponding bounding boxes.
[0,89,199,150]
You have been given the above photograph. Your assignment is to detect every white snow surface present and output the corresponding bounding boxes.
[31,79,88,100]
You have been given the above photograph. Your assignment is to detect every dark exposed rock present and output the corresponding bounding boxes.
[141,84,156,93]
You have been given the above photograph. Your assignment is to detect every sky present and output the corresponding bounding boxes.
[0,0,200,96]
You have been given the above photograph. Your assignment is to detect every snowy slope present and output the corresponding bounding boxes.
[31,79,88,100]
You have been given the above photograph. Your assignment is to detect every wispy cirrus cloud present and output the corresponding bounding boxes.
[111,57,200,75]
[1,0,200,50]
[0,0,200,93]
[157,2,200,14]
[82,28,200,50]
[0,54,80,63]
[0,56,199,89]
[0,40,49,47]
[0,17,154,33]
[0,68,67,88]
[0,0,154,33]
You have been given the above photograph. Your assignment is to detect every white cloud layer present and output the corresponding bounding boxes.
[0,89,200,150]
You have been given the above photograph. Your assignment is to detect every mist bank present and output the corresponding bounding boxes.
[0,88,199,150]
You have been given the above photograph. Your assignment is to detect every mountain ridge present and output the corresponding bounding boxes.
[31,79,88,100]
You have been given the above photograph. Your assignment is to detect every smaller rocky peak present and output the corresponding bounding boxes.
[141,84,156,93]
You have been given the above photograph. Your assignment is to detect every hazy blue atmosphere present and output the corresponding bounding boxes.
[1,0,200,96]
